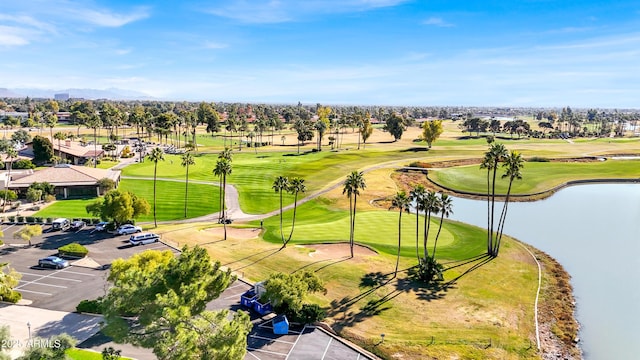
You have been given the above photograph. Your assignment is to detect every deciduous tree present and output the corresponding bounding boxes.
[421,120,443,148]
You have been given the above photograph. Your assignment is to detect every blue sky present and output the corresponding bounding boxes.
[1,0,639,107]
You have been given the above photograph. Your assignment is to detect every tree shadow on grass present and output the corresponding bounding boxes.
[223,247,282,271]
[289,255,351,274]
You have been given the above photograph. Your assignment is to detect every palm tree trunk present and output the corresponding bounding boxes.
[432,213,445,259]
[495,180,514,256]
[486,169,491,254]
[222,174,227,240]
[423,210,431,260]
[351,194,357,258]
[184,165,189,218]
[490,165,499,257]
[394,211,402,278]
[348,194,353,258]
[279,190,285,246]
[153,165,158,228]
[286,192,299,244]
[415,209,420,261]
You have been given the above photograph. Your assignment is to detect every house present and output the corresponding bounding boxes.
[23,139,104,165]
[7,164,120,199]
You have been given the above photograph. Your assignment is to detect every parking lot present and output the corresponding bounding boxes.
[0,222,179,312]
[1,222,375,359]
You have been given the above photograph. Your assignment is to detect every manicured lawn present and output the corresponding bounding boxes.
[429,159,640,195]
[34,179,220,221]
[159,203,538,359]
[67,348,133,360]
[122,149,428,214]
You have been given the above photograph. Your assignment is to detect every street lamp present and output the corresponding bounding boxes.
[380,333,385,343]
[27,321,31,340]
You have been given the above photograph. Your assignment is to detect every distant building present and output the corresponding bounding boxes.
[54,93,70,101]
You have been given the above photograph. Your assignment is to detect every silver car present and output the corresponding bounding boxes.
[38,256,69,269]
[117,224,142,235]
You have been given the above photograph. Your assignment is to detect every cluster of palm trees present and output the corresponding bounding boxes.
[272,176,307,248]
[342,171,366,258]
[391,186,453,280]
[214,148,233,240]
[480,142,524,257]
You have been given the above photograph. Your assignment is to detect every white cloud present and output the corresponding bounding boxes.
[422,17,454,27]
[68,6,150,27]
[203,41,229,49]
[115,48,133,55]
[202,0,409,24]
[0,26,30,46]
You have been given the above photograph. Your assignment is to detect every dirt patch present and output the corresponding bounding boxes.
[301,243,377,260]
[203,227,261,239]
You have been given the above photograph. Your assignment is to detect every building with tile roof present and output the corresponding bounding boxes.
[8,164,120,199]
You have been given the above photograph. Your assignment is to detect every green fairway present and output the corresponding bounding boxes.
[34,179,220,221]
[429,159,640,195]
[67,348,133,360]
[122,149,427,214]
[257,200,481,258]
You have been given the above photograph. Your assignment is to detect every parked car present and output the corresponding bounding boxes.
[51,218,71,231]
[38,256,69,269]
[129,232,160,246]
[95,221,109,231]
[69,220,86,230]
[117,224,142,235]
[218,218,233,224]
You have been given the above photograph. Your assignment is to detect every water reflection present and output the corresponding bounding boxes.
[447,184,640,360]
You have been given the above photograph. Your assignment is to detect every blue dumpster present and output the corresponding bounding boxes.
[253,299,272,315]
[240,290,257,308]
[273,315,289,335]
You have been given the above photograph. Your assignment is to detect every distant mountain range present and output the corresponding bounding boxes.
[0,87,156,101]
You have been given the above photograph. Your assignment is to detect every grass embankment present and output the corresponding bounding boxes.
[34,179,220,222]
[429,159,640,195]
[157,199,541,359]
[66,348,133,360]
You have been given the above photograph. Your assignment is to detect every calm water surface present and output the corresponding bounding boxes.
[448,184,640,360]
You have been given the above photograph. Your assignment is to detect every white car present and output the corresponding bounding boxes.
[117,224,142,235]
[129,232,160,246]
[95,221,109,231]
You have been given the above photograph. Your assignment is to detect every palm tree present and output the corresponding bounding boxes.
[390,191,410,278]
[494,150,524,256]
[216,148,232,221]
[342,171,366,258]
[431,193,453,259]
[85,115,102,168]
[147,147,165,228]
[181,151,195,218]
[3,147,16,209]
[480,143,508,257]
[213,158,232,240]
[272,176,290,246]
[286,177,306,245]
[410,185,426,261]
[422,190,439,260]
[53,131,66,158]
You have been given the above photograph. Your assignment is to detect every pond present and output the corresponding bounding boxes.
[447,183,640,359]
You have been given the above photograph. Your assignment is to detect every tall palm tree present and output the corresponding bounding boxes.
[342,171,366,258]
[2,148,16,212]
[216,148,232,221]
[272,176,290,246]
[431,193,453,259]
[422,190,439,260]
[480,143,507,256]
[494,150,524,256]
[286,177,306,245]
[213,158,232,240]
[390,191,410,278]
[147,147,165,228]
[181,151,195,218]
[410,185,426,261]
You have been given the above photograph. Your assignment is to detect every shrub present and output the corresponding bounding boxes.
[46,217,53,224]
[528,156,550,162]
[25,216,34,223]
[44,194,56,203]
[0,239,3,246]
[416,257,444,283]
[7,216,15,223]
[1,290,22,303]
[76,298,103,314]
[58,243,88,258]
[408,161,430,168]
[34,217,43,223]
[12,159,36,169]
[16,216,24,223]
[293,303,326,324]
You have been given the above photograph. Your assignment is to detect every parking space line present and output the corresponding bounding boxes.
[249,334,295,345]
[285,325,306,360]
[247,347,287,357]
[61,270,97,276]
[16,288,52,296]
[1,224,15,231]
[320,338,332,359]
[246,350,261,359]
[357,353,361,359]
[223,292,244,300]
[19,273,82,282]
[17,280,67,289]
[226,283,246,290]
[257,322,301,335]
[14,269,68,290]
